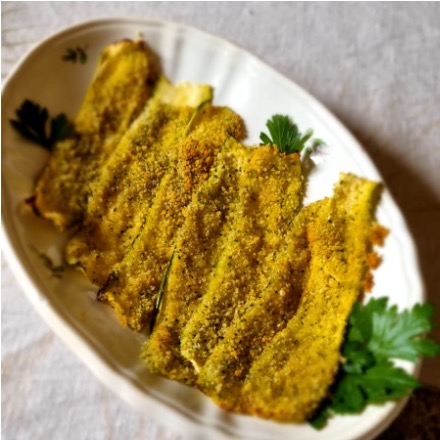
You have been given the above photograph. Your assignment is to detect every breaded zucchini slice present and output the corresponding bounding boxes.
[197,205,313,412]
[141,141,251,384]
[33,40,159,230]
[242,174,382,422]
[96,107,246,331]
[180,147,304,370]
[65,79,214,285]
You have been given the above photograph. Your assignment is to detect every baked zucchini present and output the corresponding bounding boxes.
[65,79,213,285]
[242,174,382,422]
[197,204,313,411]
[96,106,245,331]
[179,147,304,370]
[33,40,159,229]
[142,139,251,383]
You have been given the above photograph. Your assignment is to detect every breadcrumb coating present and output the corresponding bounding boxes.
[242,174,382,422]
[33,40,159,230]
[180,148,304,370]
[142,139,250,383]
[97,107,246,331]
[33,41,385,423]
[65,80,213,286]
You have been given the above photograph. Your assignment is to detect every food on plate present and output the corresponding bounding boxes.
[32,40,159,230]
[143,143,303,383]
[142,139,250,383]
[242,175,381,422]
[179,146,303,372]
[16,39,438,428]
[195,203,314,411]
[94,103,245,330]
[65,78,213,286]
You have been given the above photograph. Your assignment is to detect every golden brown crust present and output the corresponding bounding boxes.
[179,148,304,371]
[197,205,312,412]
[242,175,382,422]
[33,40,160,230]
[31,40,386,422]
[65,103,194,285]
[96,107,246,332]
[142,140,249,383]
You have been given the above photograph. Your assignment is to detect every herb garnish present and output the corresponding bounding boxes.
[310,297,440,429]
[260,114,313,154]
[149,250,175,334]
[10,100,73,150]
[32,247,64,279]
[184,99,212,137]
[62,46,88,64]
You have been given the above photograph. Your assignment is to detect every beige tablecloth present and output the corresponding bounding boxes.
[2,2,439,439]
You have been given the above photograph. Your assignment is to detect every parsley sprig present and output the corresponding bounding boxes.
[10,100,73,150]
[311,298,440,429]
[260,114,314,154]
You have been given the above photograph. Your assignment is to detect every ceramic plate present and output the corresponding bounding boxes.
[1,18,424,440]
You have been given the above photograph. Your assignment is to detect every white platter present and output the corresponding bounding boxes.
[1,18,424,440]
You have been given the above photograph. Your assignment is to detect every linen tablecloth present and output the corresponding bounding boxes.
[2,2,439,439]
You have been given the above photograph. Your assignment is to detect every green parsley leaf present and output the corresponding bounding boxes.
[50,114,72,146]
[309,400,333,430]
[10,100,73,150]
[311,297,440,429]
[341,342,375,373]
[10,100,49,146]
[331,373,366,414]
[369,301,440,361]
[360,361,420,404]
[259,114,313,154]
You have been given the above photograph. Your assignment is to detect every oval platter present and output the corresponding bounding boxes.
[1,18,424,440]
